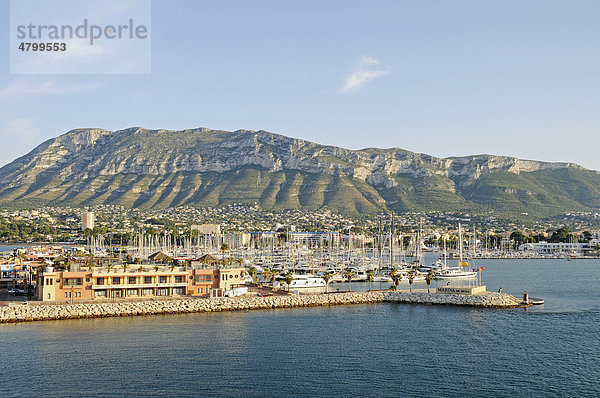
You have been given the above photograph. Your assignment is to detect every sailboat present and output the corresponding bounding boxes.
[434,224,477,280]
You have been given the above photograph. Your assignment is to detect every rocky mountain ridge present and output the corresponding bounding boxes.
[0,127,598,215]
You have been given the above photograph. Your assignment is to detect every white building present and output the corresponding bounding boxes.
[81,211,95,230]
[191,224,221,235]
[518,241,592,254]
[222,233,251,248]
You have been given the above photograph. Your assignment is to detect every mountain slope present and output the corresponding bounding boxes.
[0,127,598,216]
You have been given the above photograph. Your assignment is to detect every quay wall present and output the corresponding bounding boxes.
[0,291,526,324]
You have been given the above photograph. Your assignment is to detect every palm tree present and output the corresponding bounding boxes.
[389,267,400,290]
[220,243,229,264]
[270,269,278,287]
[248,266,258,284]
[106,264,113,273]
[284,270,294,292]
[425,271,435,293]
[407,271,416,293]
[138,266,145,273]
[122,263,128,273]
[154,265,159,272]
[262,268,271,286]
[344,268,355,292]
[366,269,374,291]
[321,271,333,293]
[391,273,401,290]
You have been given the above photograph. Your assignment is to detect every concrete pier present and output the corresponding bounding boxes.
[0,290,527,324]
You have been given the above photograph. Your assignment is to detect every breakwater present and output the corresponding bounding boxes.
[0,291,526,323]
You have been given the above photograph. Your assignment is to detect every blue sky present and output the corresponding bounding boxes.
[1,0,599,170]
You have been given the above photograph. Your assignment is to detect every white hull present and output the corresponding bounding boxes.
[435,271,477,279]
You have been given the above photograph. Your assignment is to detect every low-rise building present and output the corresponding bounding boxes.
[37,265,245,302]
[518,241,593,254]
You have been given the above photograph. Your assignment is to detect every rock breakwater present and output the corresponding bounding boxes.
[0,291,526,324]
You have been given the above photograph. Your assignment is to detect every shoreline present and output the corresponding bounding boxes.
[0,291,528,324]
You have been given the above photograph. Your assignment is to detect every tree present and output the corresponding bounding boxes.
[391,273,401,291]
[269,269,278,287]
[284,270,294,292]
[220,243,230,263]
[425,271,434,293]
[321,271,333,293]
[248,266,257,284]
[549,227,573,243]
[344,268,355,292]
[389,267,400,290]
[366,269,374,291]
[407,271,416,293]
[262,268,271,286]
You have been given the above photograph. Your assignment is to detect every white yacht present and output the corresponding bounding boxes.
[435,267,477,280]
[274,274,326,291]
[434,223,476,280]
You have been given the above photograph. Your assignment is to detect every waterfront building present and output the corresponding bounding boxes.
[518,241,593,254]
[37,265,245,302]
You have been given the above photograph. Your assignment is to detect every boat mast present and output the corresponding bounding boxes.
[458,223,463,263]
[390,213,394,269]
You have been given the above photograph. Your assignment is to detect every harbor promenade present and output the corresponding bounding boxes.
[0,290,526,323]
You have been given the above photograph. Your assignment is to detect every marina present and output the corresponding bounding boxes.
[1,258,597,397]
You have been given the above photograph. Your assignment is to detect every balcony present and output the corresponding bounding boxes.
[92,282,188,289]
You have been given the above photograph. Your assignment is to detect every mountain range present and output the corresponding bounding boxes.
[1,127,599,217]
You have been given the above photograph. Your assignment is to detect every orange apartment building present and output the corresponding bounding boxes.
[37,265,246,302]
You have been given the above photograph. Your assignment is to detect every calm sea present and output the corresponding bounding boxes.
[1,258,599,397]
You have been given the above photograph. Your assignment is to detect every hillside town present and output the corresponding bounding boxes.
[1,205,599,304]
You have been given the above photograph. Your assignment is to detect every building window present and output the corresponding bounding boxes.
[47,293,51,299]
[142,288,153,296]
[112,277,120,285]
[173,287,184,295]
[96,277,104,285]
[195,275,211,283]
[159,276,167,283]
[127,289,138,296]
[128,277,136,285]
[157,288,168,296]
[111,290,122,298]
[95,290,107,297]
[65,292,68,298]
[175,275,184,283]
[144,276,152,284]
[64,278,83,286]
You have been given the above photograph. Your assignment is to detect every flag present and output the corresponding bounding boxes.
[459,260,469,267]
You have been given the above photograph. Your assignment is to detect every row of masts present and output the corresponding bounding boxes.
[84,218,493,265]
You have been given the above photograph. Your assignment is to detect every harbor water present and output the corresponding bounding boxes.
[1,258,599,397]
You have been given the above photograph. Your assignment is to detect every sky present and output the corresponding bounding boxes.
[1,0,599,170]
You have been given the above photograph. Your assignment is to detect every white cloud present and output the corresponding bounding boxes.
[341,56,390,93]
[0,79,101,101]
[0,80,63,100]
